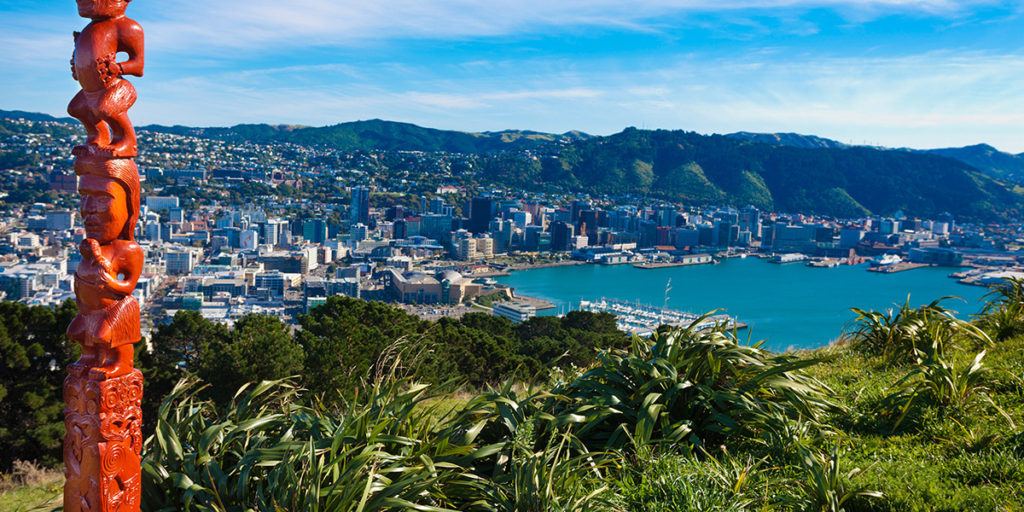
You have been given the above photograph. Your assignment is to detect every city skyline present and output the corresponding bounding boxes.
[2,1,1024,151]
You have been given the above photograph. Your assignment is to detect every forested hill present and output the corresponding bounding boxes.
[531,128,1022,220]
[926,144,1024,181]
[727,130,1024,182]
[138,119,592,153]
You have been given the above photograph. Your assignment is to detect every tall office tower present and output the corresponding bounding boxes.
[489,218,514,253]
[264,218,288,247]
[550,221,575,252]
[303,219,329,244]
[469,196,494,234]
[350,186,370,226]
[570,199,589,224]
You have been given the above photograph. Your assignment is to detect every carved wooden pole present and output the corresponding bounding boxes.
[64,0,145,510]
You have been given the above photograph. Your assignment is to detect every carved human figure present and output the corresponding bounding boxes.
[68,0,144,158]
[67,164,143,379]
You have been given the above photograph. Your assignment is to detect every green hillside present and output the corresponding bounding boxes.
[140,118,588,153]
[543,128,1022,219]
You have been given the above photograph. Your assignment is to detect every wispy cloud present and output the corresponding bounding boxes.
[133,0,1007,52]
[121,48,1024,151]
[3,0,1022,152]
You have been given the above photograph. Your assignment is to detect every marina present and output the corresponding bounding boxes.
[579,297,745,337]
[495,257,989,350]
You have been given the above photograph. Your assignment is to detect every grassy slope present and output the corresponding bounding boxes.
[606,335,1023,511]
[810,338,1024,511]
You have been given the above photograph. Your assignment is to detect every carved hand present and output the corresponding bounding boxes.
[80,238,112,272]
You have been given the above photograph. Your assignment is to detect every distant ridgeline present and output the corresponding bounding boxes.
[3,109,1023,221]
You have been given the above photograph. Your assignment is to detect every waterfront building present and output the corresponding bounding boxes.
[384,269,482,304]
[550,221,575,252]
[476,235,494,258]
[493,302,537,323]
[839,227,864,248]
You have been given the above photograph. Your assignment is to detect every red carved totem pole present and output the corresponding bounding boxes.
[64,0,145,510]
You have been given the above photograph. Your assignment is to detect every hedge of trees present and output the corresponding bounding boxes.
[1,296,625,470]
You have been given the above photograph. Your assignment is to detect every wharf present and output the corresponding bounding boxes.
[634,261,712,269]
[806,258,840,268]
[867,262,931,273]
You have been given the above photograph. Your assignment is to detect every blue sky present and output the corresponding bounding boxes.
[3,0,1024,152]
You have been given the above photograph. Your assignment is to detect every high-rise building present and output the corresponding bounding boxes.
[475,235,494,259]
[469,196,494,234]
[489,218,513,253]
[350,186,370,226]
[303,219,329,244]
[550,221,574,252]
[741,205,761,237]
[457,237,478,260]
[240,229,259,251]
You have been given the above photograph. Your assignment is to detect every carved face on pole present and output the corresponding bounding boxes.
[76,0,131,19]
[79,175,130,244]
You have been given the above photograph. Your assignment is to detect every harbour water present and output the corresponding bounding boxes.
[494,258,990,351]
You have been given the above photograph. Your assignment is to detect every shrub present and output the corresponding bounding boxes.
[879,351,1013,431]
[850,297,990,363]
[141,375,478,511]
[557,315,837,453]
[976,278,1024,341]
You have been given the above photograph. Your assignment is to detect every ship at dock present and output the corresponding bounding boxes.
[578,298,745,337]
[869,254,902,267]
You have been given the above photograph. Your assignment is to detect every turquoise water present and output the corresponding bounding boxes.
[494,258,989,351]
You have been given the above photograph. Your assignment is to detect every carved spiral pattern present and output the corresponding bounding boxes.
[102,443,126,474]
[126,381,142,402]
[103,387,121,410]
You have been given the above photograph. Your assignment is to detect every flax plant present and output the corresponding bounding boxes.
[850,297,990,363]
[558,314,837,453]
[141,375,478,512]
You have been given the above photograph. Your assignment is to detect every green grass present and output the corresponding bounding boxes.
[0,474,62,512]
[810,334,1024,512]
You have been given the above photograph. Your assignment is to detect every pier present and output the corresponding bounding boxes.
[634,261,709,269]
[867,262,932,273]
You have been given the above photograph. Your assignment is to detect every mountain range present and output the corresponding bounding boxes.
[3,109,1022,220]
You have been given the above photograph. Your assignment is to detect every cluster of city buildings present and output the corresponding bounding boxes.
[4,116,1024,328]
